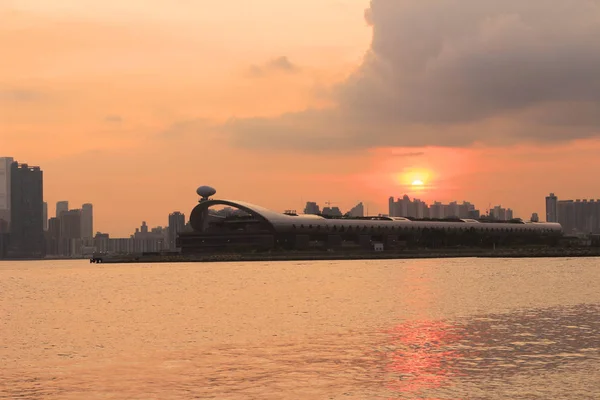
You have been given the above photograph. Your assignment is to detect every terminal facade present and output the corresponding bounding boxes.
[178,188,563,254]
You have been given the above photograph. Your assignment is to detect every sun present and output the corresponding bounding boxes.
[393,168,432,190]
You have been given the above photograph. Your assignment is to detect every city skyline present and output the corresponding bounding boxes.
[5,154,600,237]
[3,0,600,236]
[4,154,600,238]
[3,156,596,256]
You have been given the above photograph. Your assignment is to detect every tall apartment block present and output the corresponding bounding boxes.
[168,211,186,250]
[545,193,558,223]
[81,203,93,239]
[56,201,69,218]
[60,209,82,256]
[548,193,600,234]
[557,199,600,234]
[9,162,44,258]
[0,157,14,226]
[389,195,480,219]
[348,202,365,218]
[43,202,48,231]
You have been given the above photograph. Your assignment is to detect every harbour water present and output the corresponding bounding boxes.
[1,258,599,399]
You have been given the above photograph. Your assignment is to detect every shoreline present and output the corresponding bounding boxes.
[3,248,599,263]
[90,247,600,264]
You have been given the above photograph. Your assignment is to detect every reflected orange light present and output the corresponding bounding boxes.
[384,320,464,396]
[380,261,464,398]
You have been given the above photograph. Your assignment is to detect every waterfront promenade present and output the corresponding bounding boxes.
[90,246,600,264]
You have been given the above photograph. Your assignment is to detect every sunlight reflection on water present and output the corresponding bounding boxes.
[0,258,598,399]
[381,304,599,399]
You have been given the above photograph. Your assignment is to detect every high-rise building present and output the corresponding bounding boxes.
[322,206,343,217]
[389,195,411,217]
[59,209,81,256]
[0,157,14,226]
[413,199,427,219]
[60,209,82,239]
[430,202,444,219]
[168,211,186,250]
[304,202,320,215]
[557,197,600,234]
[0,217,8,259]
[81,203,93,239]
[545,193,558,222]
[506,208,514,220]
[42,202,48,231]
[56,201,69,218]
[458,202,475,219]
[348,202,365,218]
[468,209,481,219]
[490,205,511,221]
[9,162,44,258]
[46,217,61,256]
[447,201,460,218]
[389,195,482,220]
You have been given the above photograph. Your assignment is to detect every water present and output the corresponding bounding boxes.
[1,258,599,399]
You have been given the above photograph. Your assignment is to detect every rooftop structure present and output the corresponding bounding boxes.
[179,187,563,254]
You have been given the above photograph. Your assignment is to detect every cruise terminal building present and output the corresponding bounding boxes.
[178,187,563,254]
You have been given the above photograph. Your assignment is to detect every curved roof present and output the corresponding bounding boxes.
[191,199,563,234]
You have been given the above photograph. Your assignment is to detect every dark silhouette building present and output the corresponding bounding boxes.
[168,212,186,250]
[557,198,600,234]
[545,193,558,223]
[9,162,44,258]
[56,201,68,218]
[81,203,93,240]
[348,202,365,217]
[0,218,9,258]
[179,194,563,254]
[59,209,82,256]
[42,201,48,231]
[46,217,61,256]
[303,202,320,215]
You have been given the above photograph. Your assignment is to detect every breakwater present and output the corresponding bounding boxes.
[90,247,600,264]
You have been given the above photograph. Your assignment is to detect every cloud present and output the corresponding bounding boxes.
[0,89,44,102]
[247,56,299,77]
[158,118,215,140]
[390,151,425,158]
[228,0,600,150]
[104,115,123,123]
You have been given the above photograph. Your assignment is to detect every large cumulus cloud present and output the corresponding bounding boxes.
[227,0,600,149]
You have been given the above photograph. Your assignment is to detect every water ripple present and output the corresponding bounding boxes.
[1,259,599,399]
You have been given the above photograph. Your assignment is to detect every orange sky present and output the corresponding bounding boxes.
[2,1,600,236]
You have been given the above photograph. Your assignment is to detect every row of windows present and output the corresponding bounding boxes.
[290,224,557,234]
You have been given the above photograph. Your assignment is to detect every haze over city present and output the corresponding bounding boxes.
[3,0,600,236]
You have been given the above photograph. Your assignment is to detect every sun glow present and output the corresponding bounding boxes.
[394,168,432,190]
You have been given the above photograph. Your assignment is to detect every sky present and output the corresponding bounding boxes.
[2,0,600,236]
